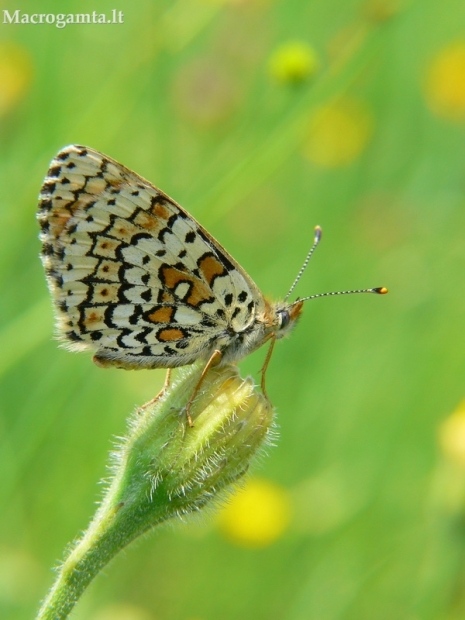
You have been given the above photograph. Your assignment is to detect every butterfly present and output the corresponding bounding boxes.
[37,145,387,421]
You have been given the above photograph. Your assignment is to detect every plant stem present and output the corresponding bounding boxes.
[36,470,164,619]
[36,363,274,619]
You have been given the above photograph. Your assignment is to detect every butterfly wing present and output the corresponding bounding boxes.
[37,145,266,369]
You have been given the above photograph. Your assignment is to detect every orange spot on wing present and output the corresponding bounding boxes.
[93,283,119,302]
[198,255,225,286]
[98,261,118,277]
[162,267,186,289]
[47,194,99,233]
[133,211,160,231]
[148,306,174,323]
[161,291,175,303]
[187,284,210,306]
[94,237,121,257]
[151,202,170,220]
[50,210,73,236]
[158,328,184,341]
[83,309,105,329]
[86,311,101,323]
[107,219,141,243]
[161,265,212,307]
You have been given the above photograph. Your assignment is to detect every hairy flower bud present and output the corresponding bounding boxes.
[37,362,275,620]
[118,362,276,522]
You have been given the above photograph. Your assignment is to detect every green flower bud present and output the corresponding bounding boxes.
[37,362,275,620]
[118,361,275,521]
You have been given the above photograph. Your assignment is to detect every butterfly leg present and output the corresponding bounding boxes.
[259,336,276,400]
[185,349,223,427]
[137,369,172,414]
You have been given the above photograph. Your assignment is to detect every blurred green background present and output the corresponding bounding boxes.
[2,0,465,618]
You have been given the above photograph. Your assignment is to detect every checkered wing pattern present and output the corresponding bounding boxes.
[37,145,265,369]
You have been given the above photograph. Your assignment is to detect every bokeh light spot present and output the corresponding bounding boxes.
[439,399,465,466]
[0,41,33,117]
[425,42,465,122]
[217,478,291,547]
[303,97,374,167]
[268,41,318,84]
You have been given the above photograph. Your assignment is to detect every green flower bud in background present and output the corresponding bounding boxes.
[268,40,319,84]
[37,362,275,620]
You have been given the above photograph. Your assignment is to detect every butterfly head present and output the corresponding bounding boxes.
[270,299,304,340]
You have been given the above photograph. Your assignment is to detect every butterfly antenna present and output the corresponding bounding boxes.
[292,286,388,305]
[284,225,322,302]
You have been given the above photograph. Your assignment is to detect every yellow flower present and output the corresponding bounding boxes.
[439,399,465,466]
[0,41,33,116]
[269,41,319,84]
[303,97,374,167]
[218,478,291,547]
[425,42,465,122]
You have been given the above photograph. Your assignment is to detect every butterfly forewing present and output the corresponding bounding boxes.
[38,145,265,369]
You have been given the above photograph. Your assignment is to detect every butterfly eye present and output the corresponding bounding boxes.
[278,309,290,329]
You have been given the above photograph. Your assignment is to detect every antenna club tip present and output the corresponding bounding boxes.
[374,287,388,295]
[314,225,322,241]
